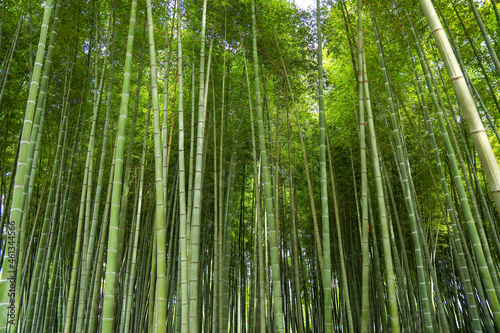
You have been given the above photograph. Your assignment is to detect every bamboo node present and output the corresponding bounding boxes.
[450,75,463,82]
[470,129,485,135]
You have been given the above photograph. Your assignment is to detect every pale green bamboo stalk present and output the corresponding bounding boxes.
[325,131,353,333]
[380,156,412,332]
[177,2,189,331]
[316,1,334,330]
[249,196,258,333]
[0,2,53,330]
[101,0,138,330]
[186,51,195,257]
[218,30,227,333]
[145,0,168,330]
[148,219,157,333]
[87,92,122,333]
[116,53,144,273]
[163,0,176,206]
[136,210,155,332]
[165,170,180,326]
[251,0,284,331]
[188,39,212,252]
[119,229,134,332]
[188,1,208,330]
[287,108,305,333]
[357,2,370,331]
[121,92,149,322]
[85,8,117,327]
[63,129,91,333]
[124,83,150,333]
[212,83,219,333]
[22,96,45,332]
[242,42,266,333]
[366,188,386,331]
[360,44,400,333]
[221,116,243,333]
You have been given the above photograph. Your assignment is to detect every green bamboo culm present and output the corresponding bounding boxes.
[101,0,138,331]
[188,0,208,331]
[316,0,334,331]
[242,42,267,332]
[357,1,370,331]
[0,0,53,331]
[87,10,118,332]
[123,87,150,333]
[211,79,219,333]
[145,0,169,330]
[360,48,400,333]
[251,0,285,331]
[177,1,190,331]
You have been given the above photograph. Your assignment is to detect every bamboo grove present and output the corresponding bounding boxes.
[2,0,500,331]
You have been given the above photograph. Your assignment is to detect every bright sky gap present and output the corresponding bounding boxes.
[294,0,316,10]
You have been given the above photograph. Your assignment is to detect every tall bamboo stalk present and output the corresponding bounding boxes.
[101,0,138,330]
[177,1,189,331]
[188,1,208,330]
[357,2,370,331]
[145,0,169,329]
[0,1,54,330]
[251,0,285,331]
[360,36,400,333]
[316,1,334,330]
